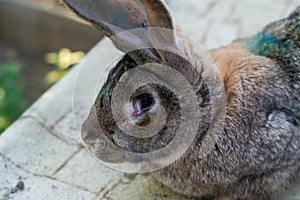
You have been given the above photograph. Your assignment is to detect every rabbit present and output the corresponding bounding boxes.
[63,0,300,199]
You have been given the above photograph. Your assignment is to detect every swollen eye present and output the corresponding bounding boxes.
[132,94,154,116]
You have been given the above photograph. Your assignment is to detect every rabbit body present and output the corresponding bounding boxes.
[64,1,300,199]
[154,42,300,199]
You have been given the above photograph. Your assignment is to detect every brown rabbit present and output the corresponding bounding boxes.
[63,0,300,199]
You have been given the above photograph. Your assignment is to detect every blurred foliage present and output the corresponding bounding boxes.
[0,61,27,133]
[0,48,85,134]
[44,48,85,84]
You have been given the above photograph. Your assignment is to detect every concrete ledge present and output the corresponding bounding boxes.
[0,155,95,200]
[0,117,80,176]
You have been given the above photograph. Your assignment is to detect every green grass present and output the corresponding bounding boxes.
[0,61,27,133]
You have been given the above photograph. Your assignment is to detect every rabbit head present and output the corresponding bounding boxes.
[65,0,225,158]
[64,1,300,199]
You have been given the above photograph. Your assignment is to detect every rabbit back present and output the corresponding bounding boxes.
[154,40,300,199]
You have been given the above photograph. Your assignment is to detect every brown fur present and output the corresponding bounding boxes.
[209,42,274,104]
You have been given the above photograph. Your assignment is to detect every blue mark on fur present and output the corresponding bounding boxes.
[246,32,277,56]
[100,87,110,106]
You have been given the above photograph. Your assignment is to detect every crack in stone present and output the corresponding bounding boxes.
[51,147,83,176]
[0,152,95,195]
[200,0,218,17]
[50,108,73,129]
[95,179,126,199]
[19,115,82,147]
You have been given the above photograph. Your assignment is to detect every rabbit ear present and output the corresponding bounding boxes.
[63,0,176,61]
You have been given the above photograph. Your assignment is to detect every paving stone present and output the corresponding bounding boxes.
[54,149,124,194]
[0,155,95,200]
[272,178,300,200]
[106,174,193,200]
[168,0,300,49]
[0,118,79,176]
[52,106,86,145]
[203,22,238,50]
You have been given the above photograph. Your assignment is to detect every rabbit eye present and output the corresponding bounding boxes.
[132,94,155,116]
